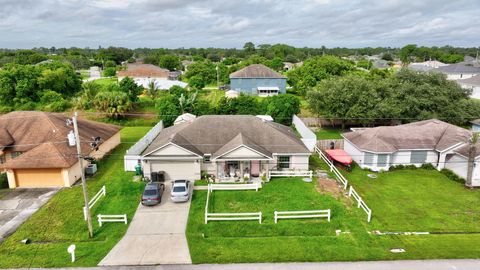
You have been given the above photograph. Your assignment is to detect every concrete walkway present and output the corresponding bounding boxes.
[0,188,59,242]
[20,259,480,270]
[99,183,192,266]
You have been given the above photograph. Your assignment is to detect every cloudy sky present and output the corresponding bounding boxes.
[1,0,479,49]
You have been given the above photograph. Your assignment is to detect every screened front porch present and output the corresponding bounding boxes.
[215,160,271,182]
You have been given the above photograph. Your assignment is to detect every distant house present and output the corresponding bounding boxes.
[471,119,480,132]
[117,64,186,89]
[408,60,448,72]
[229,64,287,96]
[457,75,480,99]
[125,115,310,182]
[181,60,194,73]
[0,112,120,188]
[435,63,480,80]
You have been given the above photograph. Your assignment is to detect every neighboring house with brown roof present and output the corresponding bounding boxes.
[126,115,310,182]
[0,111,121,188]
[229,64,287,96]
[471,119,480,132]
[117,64,187,89]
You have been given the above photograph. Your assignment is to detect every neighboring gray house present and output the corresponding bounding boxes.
[229,64,287,96]
[457,75,480,99]
[135,115,310,182]
[436,63,480,80]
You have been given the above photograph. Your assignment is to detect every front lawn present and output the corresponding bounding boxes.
[0,127,150,268]
[344,167,480,232]
[187,168,480,263]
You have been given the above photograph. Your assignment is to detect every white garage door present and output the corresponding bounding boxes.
[150,161,198,181]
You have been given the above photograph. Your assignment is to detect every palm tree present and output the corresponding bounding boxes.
[466,132,479,187]
[146,80,158,98]
[178,91,197,114]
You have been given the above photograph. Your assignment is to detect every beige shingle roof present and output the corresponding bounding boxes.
[229,64,286,79]
[117,64,169,78]
[343,119,471,153]
[0,111,120,169]
[142,115,309,157]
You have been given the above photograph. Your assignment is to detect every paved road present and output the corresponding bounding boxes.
[99,183,192,265]
[20,259,480,270]
[84,66,102,82]
[0,188,58,242]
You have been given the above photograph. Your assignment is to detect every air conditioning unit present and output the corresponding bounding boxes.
[85,164,97,175]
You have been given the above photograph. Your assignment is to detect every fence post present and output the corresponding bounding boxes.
[327,209,331,222]
[97,215,102,227]
[309,171,312,179]
[274,211,277,224]
[348,186,353,197]
[259,212,262,224]
[357,199,361,208]
[83,207,87,221]
[367,211,372,223]
[124,214,128,224]
[102,186,106,196]
[255,182,258,192]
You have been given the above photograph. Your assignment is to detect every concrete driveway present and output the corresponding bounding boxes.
[0,188,59,242]
[99,182,192,265]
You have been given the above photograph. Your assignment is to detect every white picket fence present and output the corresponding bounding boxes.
[348,186,372,222]
[205,212,262,224]
[208,183,260,192]
[268,170,313,179]
[274,209,331,223]
[315,146,348,189]
[97,214,127,227]
[314,146,372,223]
[83,185,106,220]
[205,184,262,224]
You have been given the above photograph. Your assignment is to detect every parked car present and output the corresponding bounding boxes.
[141,182,165,206]
[171,180,191,203]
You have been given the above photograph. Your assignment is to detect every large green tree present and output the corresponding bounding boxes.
[159,54,181,71]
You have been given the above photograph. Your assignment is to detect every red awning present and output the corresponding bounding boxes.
[325,149,353,165]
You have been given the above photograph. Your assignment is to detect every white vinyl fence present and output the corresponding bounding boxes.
[97,214,127,226]
[205,184,263,224]
[348,186,372,222]
[124,121,163,171]
[292,114,317,151]
[268,170,313,179]
[314,146,372,223]
[208,183,261,192]
[274,209,331,223]
[315,146,348,189]
[83,185,106,220]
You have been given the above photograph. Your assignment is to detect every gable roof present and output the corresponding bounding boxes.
[343,119,471,153]
[229,64,286,79]
[457,74,480,87]
[117,64,170,78]
[436,63,480,74]
[142,115,309,157]
[0,111,120,169]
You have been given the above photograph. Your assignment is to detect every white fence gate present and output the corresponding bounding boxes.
[83,185,106,220]
[274,209,331,223]
[97,214,127,226]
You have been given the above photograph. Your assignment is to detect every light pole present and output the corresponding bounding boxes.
[70,112,94,238]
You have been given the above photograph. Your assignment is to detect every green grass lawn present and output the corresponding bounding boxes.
[197,89,225,106]
[187,165,480,263]
[90,77,117,87]
[0,127,150,268]
[314,127,345,140]
[343,167,480,232]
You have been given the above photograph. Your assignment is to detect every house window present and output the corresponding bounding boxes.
[0,155,4,164]
[278,156,291,169]
[410,151,427,164]
[203,155,211,163]
[364,152,374,166]
[11,152,22,159]
[377,154,388,167]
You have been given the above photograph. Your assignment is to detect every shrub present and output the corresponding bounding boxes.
[420,163,436,170]
[40,90,70,112]
[103,67,116,77]
[0,173,8,189]
[440,168,465,184]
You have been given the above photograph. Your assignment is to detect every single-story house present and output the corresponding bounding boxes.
[457,75,480,99]
[0,111,120,188]
[130,115,310,182]
[229,64,287,96]
[435,63,480,80]
[342,119,471,172]
[117,64,186,89]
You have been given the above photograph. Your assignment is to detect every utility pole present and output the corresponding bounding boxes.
[72,112,94,238]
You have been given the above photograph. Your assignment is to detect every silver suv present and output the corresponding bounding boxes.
[171,180,191,202]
